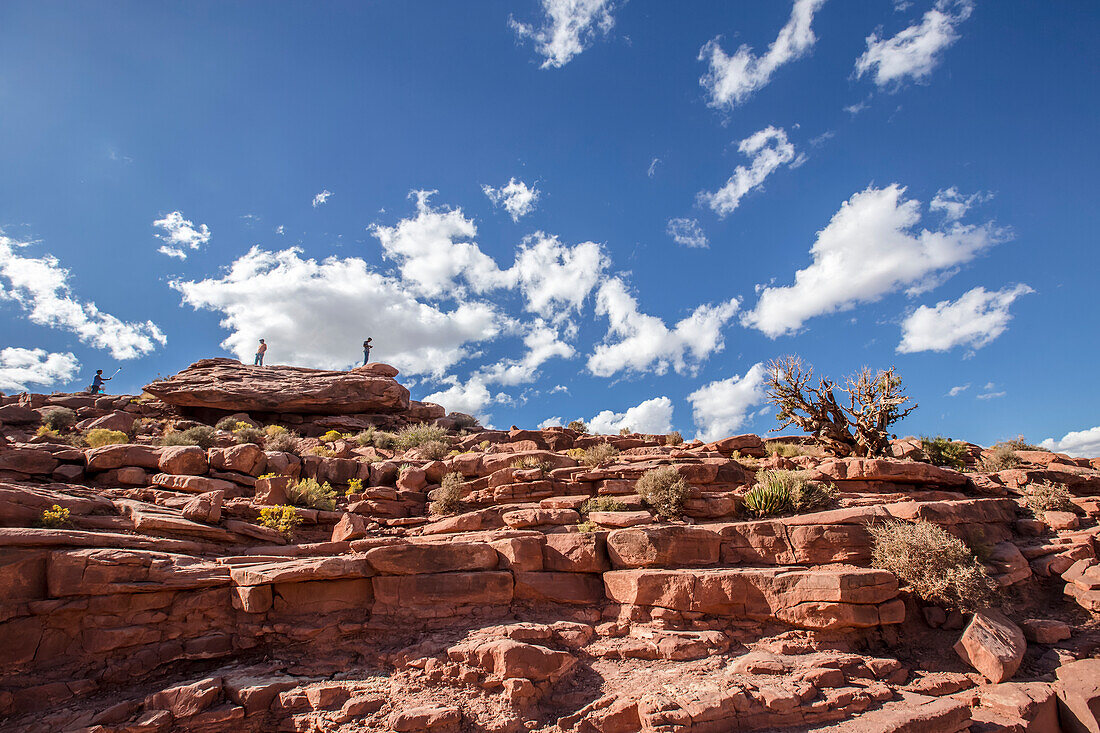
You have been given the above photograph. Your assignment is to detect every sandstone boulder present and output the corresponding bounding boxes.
[209,444,267,476]
[82,411,135,433]
[144,358,409,414]
[182,490,224,524]
[144,676,223,718]
[1056,658,1100,733]
[954,610,1026,682]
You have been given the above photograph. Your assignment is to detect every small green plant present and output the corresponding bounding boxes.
[265,424,288,437]
[743,470,836,517]
[743,481,792,517]
[635,466,687,519]
[233,423,266,445]
[85,429,129,448]
[371,430,398,450]
[664,431,684,446]
[346,478,364,497]
[580,443,620,468]
[920,436,968,470]
[868,519,998,611]
[257,472,277,480]
[1000,436,1044,452]
[394,423,449,451]
[770,442,820,458]
[320,430,350,443]
[577,520,599,533]
[309,445,336,457]
[980,444,1021,472]
[512,455,551,476]
[429,472,466,516]
[40,504,71,528]
[41,407,77,432]
[618,427,632,436]
[477,440,491,451]
[580,496,626,515]
[258,505,302,539]
[265,428,299,453]
[287,477,337,511]
[567,420,589,434]
[164,425,217,449]
[215,416,242,431]
[416,439,450,461]
[35,425,61,440]
[1024,481,1074,518]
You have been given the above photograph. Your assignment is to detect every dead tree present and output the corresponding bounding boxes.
[764,356,917,457]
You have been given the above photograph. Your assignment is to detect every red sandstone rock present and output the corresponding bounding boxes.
[815,457,968,485]
[513,571,605,605]
[1020,618,1072,644]
[0,447,59,475]
[543,532,609,573]
[1056,658,1100,733]
[972,681,1059,733]
[152,473,237,494]
[606,525,720,568]
[503,508,580,528]
[364,541,498,574]
[954,610,1026,682]
[254,475,290,504]
[209,443,267,476]
[144,676,223,718]
[589,510,654,528]
[331,512,370,542]
[145,358,410,414]
[389,705,461,731]
[182,490,223,524]
[372,571,513,614]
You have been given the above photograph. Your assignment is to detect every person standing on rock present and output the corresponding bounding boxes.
[363,338,372,366]
[254,339,268,366]
[88,369,112,395]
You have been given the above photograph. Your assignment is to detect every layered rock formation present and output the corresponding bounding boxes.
[0,363,1098,733]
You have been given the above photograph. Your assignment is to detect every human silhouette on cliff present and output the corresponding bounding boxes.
[363,338,372,366]
[254,339,267,366]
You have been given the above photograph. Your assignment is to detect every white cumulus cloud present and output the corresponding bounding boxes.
[687,362,769,442]
[506,233,608,321]
[477,319,575,387]
[667,218,708,248]
[587,277,739,377]
[698,127,798,218]
[510,0,617,69]
[1041,427,1100,459]
[587,396,674,435]
[152,211,211,259]
[172,245,506,377]
[699,0,827,109]
[0,347,80,393]
[0,233,167,359]
[743,184,1004,337]
[483,178,540,222]
[312,190,333,208]
[422,374,506,421]
[855,0,973,88]
[930,187,989,222]
[898,283,1033,353]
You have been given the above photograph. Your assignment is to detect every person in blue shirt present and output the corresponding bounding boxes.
[362,338,372,366]
[89,370,111,395]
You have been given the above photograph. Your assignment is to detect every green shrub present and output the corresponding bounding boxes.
[512,455,551,476]
[40,504,71,528]
[429,472,465,516]
[1024,481,1074,518]
[265,424,288,437]
[743,480,793,517]
[665,431,684,446]
[921,435,968,470]
[41,407,77,432]
[1000,436,1044,451]
[580,496,626,515]
[287,477,337,511]
[477,440,491,451]
[346,478,364,497]
[770,442,816,458]
[580,443,619,468]
[868,519,997,611]
[164,425,217,449]
[416,439,450,461]
[394,423,449,451]
[320,430,351,443]
[743,470,836,516]
[215,416,242,431]
[576,520,599,533]
[259,505,302,539]
[309,445,335,457]
[980,444,1021,472]
[567,420,589,434]
[233,423,266,445]
[635,466,687,519]
[618,427,632,436]
[85,429,129,448]
[265,429,299,453]
[35,426,61,440]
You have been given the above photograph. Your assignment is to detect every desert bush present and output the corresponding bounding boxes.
[265,429,299,453]
[580,496,626,515]
[771,442,812,458]
[265,424,288,437]
[309,445,336,457]
[287,477,337,511]
[394,423,449,451]
[618,427,632,436]
[1024,481,1074,518]
[1000,436,1044,451]
[743,470,836,517]
[743,480,793,517]
[580,443,620,468]
[429,472,465,516]
[84,428,129,448]
[980,444,1021,472]
[215,416,242,431]
[576,520,599,533]
[35,426,61,440]
[635,466,687,519]
[765,356,916,457]
[258,505,302,539]
[477,440,491,451]
[512,455,551,476]
[346,478,364,497]
[567,420,589,434]
[232,423,266,445]
[920,435,968,470]
[39,504,70,528]
[163,425,217,449]
[320,430,351,443]
[868,519,997,611]
[416,440,450,461]
[664,431,684,446]
[41,407,77,432]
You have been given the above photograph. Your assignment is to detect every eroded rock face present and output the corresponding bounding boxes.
[144,358,410,414]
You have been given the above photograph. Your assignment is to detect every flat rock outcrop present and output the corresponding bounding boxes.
[144,358,410,414]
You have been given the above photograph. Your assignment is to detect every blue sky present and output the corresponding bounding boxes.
[1,1,1098,454]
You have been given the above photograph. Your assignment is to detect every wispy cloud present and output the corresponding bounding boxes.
[667,218,708,248]
[152,211,211,259]
[855,0,973,88]
[312,189,333,208]
[510,0,618,69]
[698,126,798,218]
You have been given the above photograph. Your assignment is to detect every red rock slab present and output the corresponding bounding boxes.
[459,638,575,683]
[513,571,605,605]
[144,358,410,414]
[0,483,116,524]
[815,458,968,486]
[502,508,580,528]
[0,527,206,553]
[144,676,223,718]
[150,473,238,494]
[588,510,653,528]
[372,570,513,614]
[389,705,461,732]
[972,681,1059,733]
[229,555,373,586]
[1055,658,1100,733]
[885,497,1017,525]
[606,525,721,569]
[364,541,498,575]
[0,447,59,476]
[818,692,970,732]
[47,548,230,597]
[272,577,373,613]
[543,532,609,573]
[953,610,1026,683]
[84,444,208,475]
